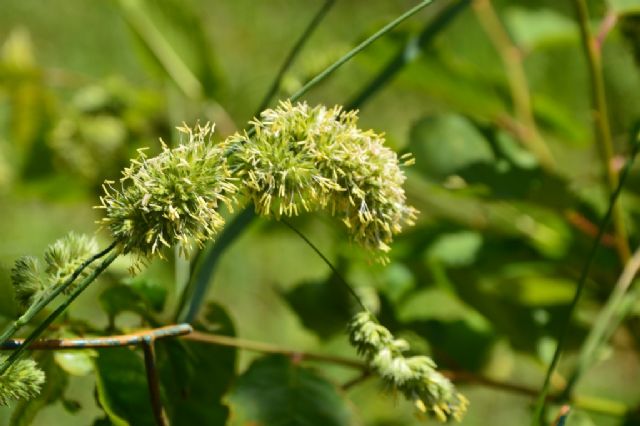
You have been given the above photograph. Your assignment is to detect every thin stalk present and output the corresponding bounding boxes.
[573,0,631,263]
[473,0,556,170]
[255,0,337,115]
[0,251,119,376]
[289,0,435,103]
[346,0,470,110]
[0,241,118,345]
[183,331,366,369]
[562,242,640,399]
[281,219,367,311]
[530,127,640,425]
[142,339,168,426]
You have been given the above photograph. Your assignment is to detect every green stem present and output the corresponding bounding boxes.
[347,0,470,110]
[530,126,640,425]
[573,0,630,263]
[255,0,337,115]
[0,241,118,346]
[562,243,640,399]
[0,251,119,376]
[289,0,435,103]
[281,219,367,311]
[117,0,203,99]
[473,0,555,170]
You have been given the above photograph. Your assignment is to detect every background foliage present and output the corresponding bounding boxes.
[1,0,640,424]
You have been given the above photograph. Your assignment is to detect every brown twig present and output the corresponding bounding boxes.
[565,210,617,247]
[0,324,193,350]
[142,338,169,426]
[1,324,191,426]
[183,331,366,370]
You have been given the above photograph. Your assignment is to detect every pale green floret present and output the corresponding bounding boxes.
[44,232,98,293]
[10,256,43,310]
[227,101,417,263]
[11,233,99,309]
[98,123,237,266]
[347,311,468,423]
[0,357,45,406]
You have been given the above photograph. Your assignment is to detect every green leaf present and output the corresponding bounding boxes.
[94,347,156,426]
[504,7,578,51]
[610,0,640,14]
[54,350,96,376]
[10,355,68,426]
[426,231,483,267]
[161,302,237,425]
[282,268,353,340]
[409,114,494,179]
[226,355,354,426]
[99,279,166,324]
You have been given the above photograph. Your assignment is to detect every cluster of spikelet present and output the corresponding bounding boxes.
[348,312,468,422]
[11,233,98,310]
[4,102,420,407]
[99,101,416,264]
[224,101,417,263]
[98,122,238,266]
[2,233,97,405]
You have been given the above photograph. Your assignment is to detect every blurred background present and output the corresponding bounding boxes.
[1,0,640,424]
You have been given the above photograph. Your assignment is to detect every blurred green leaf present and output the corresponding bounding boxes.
[282,268,353,340]
[409,114,494,178]
[504,7,577,51]
[226,355,354,426]
[426,231,483,267]
[161,303,236,425]
[99,278,166,324]
[610,0,640,14]
[54,349,96,376]
[94,347,156,426]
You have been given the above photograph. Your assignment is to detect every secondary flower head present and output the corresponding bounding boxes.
[226,101,417,262]
[348,312,468,422]
[98,123,237,264]
[11,233,99,310]
[0,358,45,406]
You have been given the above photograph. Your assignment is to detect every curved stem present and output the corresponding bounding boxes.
[530,126,640,425]
[183,330,366,369]
[573,0,630,263]
[281,219,367,311]
[0,241,119,346]
[255,0,337,115]
[0,250,119,376]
